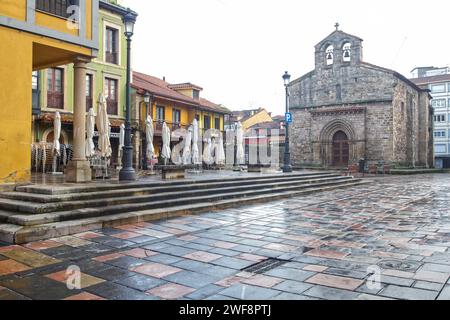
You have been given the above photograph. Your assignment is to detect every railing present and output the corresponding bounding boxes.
[105,51,118,65]
[106,100,118,115]
[36,0,78,19]
[47,92,64,109]
[153,121,185,135]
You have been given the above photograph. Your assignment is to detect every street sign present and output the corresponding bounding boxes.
[285,112,293,124]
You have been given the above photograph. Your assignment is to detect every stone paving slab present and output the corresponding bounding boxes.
[0,174,449,300]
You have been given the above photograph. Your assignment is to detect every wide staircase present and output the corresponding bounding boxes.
[0,172,365,244]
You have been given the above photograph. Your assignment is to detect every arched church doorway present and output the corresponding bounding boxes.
[332,131,349,167]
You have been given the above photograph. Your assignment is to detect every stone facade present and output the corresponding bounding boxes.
[289,28,433,168]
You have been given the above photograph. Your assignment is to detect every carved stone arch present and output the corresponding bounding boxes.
[321,41,334,52]
[319,119,357,167]
[320,119,356,142]
[339,38,353,48]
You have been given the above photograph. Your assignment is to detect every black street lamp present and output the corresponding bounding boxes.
[142,92,151,170]
[119,10,137,181]
[282,71,292,173]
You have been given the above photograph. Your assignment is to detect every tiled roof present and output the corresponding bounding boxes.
[199,98,230,114]
[132,72,198,107]
[409,74,450,86]
[168,83,203,91]
[132,72,230,114]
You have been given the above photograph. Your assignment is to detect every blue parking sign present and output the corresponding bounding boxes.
[285,112,293,123]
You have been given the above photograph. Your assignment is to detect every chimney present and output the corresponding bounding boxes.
[163,76,166,82]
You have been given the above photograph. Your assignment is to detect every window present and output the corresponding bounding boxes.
[434,131,446,138]
[432,99,446,108]
[435,144,447,153]
[325,45,334,65]
[214,117,220,130]
[32,71,39,90]
[104,78,118,115]
[342,42,351,62]
[172,109,181,124]
[193,90,200,100]
[204,115,211,130]
[105,27,118,64]
[36,0,78,19]
[47,68,64,109]
[156,106,165,122]
[32,71,40,114]
[86,74,93,111]
[434,114,446,122]
[431,84,446,93]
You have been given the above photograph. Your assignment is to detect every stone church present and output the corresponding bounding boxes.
[289,26,434,168]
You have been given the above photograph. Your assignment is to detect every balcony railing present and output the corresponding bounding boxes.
[153,121,185,136]
[106,100,118,115]
[47,92,64,109]
[105,51,118,65]
[36,0,79,19]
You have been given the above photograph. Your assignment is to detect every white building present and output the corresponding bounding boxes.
[411,67,450,168]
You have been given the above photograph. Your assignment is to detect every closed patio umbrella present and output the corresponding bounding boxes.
[145,115,155,161]
[161,122,171,164]
[96,94,112,158]
[215,134,226,165]
[182,126,193,165]
[85,108,95,158]
[52,112,61,173]
[236,122,245,165]
[192,119,200,164]
[203,137,213,165]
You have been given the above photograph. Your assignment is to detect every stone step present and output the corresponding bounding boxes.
[0,172,340,204]
[0,180,367,244]
[0,175,350,215]
[6,177,359,226]
[14,172,331,195]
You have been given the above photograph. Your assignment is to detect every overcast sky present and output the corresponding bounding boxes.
[121,0,449,116]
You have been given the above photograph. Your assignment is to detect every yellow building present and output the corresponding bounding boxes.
[0,0,99,184]
[132,72,230,166]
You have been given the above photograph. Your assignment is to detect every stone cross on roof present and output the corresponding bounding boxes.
[335,22,340,31]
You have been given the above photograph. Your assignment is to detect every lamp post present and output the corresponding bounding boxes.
[119,10,137,181]
[282,71,292,173]
[142,92,151,170]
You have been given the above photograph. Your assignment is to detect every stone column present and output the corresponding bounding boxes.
[66,58,92,183]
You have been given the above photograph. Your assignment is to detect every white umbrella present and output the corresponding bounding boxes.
[52,112,61,173]
[118,123,125,159]
[53,112,61,157]
[215,135,226,165]
[182,126,192,165]
[96,94,112,158]
[192,119,200,164]
[161,122,171,164]
[85,108,95,158]
[145,115,155,161]
[203,138,213,165]
[236,121,245,165]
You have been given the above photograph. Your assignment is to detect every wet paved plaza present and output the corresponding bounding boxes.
[0,174,449,300]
